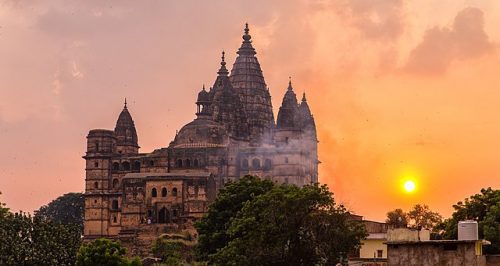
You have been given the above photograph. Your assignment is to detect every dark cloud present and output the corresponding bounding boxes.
[404,7,494,75]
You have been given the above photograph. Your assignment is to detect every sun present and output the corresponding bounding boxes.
[403,180,416,193]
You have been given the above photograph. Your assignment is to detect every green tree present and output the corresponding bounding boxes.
[212,184,367,266]
[0,210,81,265]
[195,175,274,261]
[35,192,84,232]
[76,238,141,266]
[442,187,500,254]
[0,192,9,218]
[408,204,443,230]
[386,208,409,228]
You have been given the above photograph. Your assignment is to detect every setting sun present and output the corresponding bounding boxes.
[404,180,416,193]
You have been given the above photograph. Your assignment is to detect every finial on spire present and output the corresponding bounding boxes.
[245,23,249,35]
[288,76,293,91]
[124,98,128,109]
[302,92,307,102]
[217,50,229,76]
[202,84,206,91]
[242,23,251,42]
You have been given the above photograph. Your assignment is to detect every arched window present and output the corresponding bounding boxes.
[172,187,178,197]
[194,159,199,167]
[113,216,117,223]
[94,181,99,189]
[151,188,157,197]
[173,209,178,217]
[149,160,155,167]
[133,161,140,171]
[177,159,183,168]
[112,162,120,171]
[112,179,119,189]
[185,159,191,168]
[241,159,249,169]
[264,159,272,170]
[94,161,99,168]
[95,141,99,151]
[122,161,130,171]
[252,158,261,169]
[161,187,167,197]
[112,200,119,210]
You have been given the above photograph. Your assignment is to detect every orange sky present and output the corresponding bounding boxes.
[0,0,499,221]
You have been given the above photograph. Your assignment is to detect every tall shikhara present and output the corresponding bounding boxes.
[82,24,319,254]
[230,24,275,143]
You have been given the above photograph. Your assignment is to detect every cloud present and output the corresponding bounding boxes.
[334,0,405,41]
[404,7,494,75]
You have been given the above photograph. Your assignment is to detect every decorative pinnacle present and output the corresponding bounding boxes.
[245,23,249,35]
[242,23,251,42]
[288,76,293,90]
[124,98,128,109]
[302,92,307,102]
[202,84,206,91]
[217,50,229,76]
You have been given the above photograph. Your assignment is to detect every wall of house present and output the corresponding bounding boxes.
[387,243,486,266]
[361,239,387,259]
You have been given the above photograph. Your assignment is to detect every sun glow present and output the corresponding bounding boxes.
[403,180,416,193]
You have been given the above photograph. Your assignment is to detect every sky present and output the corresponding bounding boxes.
[1,0,499,221]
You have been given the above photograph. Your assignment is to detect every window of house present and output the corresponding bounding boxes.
[173,209,178,217]
[149,160,154,167]
[172,187,178,197]
[133,161,140,171]
[177,159,183,168]
[112,179,119,189]
[113,216,117,223]
[94,161,99,168]
[112,162,120,171]
[194,159,199,167]
[285,137,289,144]
[285,157,289,164]
[264,159,272,170]
[112,200,119,210]
[185,159,191,167]
[252,158,261,169]
[95,141,99,151]
[377,250,383,258]
[151,188,157,197]
[122,161,130,171]
[94,181,98,189]
[161,187,167,197]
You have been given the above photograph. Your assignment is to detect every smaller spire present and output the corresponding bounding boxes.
[302,92,307,102]
[217,50,229,76]
[243,23,251,42]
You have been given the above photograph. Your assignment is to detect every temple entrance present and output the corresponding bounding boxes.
[158,207,169,224]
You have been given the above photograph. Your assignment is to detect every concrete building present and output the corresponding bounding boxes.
[82,24,319,251]
[386,240,489,266]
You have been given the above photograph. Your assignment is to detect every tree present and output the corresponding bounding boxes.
[442,187,500,254]
[211,184,367,266]
[35,192,84,232]
[76,238,141,266]
[0,192,9,218]
[195,175,275,261]
[0,210,81,265]
[407,204,443,230]
[386,208,409,228]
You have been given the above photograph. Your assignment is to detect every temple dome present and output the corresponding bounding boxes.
[171,117,228,148]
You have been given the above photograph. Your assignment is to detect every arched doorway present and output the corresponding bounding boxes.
[158,207,169,224]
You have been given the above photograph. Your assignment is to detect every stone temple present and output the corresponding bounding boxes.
[83,24,319,243]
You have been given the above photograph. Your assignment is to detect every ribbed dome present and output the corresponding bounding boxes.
[114,101,139,148]
[277,81,299,129]
[171,117,228,148]
[197,85,210,103]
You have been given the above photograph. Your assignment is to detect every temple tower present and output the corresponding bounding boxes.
[229,24,274,143]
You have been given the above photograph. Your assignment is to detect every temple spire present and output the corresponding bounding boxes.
[217,50,229,76]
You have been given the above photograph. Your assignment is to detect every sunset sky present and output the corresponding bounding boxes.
[1,0,499,221]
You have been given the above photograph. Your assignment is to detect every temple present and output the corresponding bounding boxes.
[83,24,319,248]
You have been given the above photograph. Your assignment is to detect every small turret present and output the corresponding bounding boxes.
[299,92,316,131]
[114,99,139,154]
[276,78,300,129]
[196,84,211,116]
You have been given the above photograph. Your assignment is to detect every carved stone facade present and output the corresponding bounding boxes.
[83,24,319,243]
